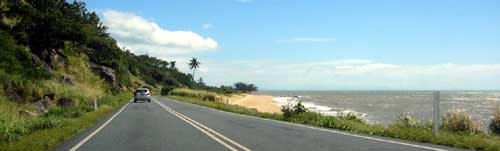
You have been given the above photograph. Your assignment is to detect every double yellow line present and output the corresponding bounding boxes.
[152,98,252,151]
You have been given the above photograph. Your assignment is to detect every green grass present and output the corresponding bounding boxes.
[169,88,222,102]
[0,93,130,151]
[167,95,500,151]
[0,52,132,150]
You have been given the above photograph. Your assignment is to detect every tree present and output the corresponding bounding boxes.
[169,61,176,70]
[188,57,200,80]
[233,82,258,93]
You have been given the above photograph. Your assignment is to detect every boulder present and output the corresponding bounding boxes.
[60,75,75,85]
[18,110,38,117]
[44,93,56,100]
[39,49,67,69]
[49,49,67,68]
[31,53,53,73]
[56,98,75,107]
[90,63,116,84]
[31,98,51,112]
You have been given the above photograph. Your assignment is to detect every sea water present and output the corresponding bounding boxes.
[256,90,500,130]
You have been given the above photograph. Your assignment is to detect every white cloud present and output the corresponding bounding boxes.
[202,23,214,29]
[190,59,500,90]
[102,10,218,56]
[278,37,336,43]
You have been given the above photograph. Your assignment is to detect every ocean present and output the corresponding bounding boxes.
[256,90,500,130]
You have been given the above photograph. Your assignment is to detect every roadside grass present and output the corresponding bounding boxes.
[169,88,222,102]
[167,95,500,151]
[0,93,130,151]
[0,52,132,150]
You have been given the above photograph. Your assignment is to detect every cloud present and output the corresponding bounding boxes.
[202,23,214,29]
[278,37,336,43]
[102,10,218,56]
[189,59,500,90]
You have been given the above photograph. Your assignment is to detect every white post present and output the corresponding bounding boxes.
[93,97,98,111]
[433,91,440,136]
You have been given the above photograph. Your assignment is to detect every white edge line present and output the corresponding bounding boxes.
[69,100,131,151]
[158,96,448,151]
[152,99,239,151]
[154,98,252,151]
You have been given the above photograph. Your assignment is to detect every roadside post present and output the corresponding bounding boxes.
[433,91,440,136]
[93,97,98,111]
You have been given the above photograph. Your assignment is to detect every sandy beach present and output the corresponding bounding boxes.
[228,94,282,114]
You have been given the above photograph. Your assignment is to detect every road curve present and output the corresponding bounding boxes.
[54,96,469,151]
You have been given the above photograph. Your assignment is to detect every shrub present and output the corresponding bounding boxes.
[161,86,176,96]
[490,106,500,135]
[170,88,220,101]
[394,115,423,128]
[339,112,365,124]
[441,109,481,133]
[282,101,307,119]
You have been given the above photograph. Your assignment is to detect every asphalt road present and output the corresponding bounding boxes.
[55,96,468,151]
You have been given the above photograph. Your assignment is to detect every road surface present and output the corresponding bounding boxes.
[55,96,468,151]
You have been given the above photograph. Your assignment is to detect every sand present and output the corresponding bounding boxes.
[228,94,282,114]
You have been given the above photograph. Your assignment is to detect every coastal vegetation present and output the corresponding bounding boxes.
[491,106,500,135]
[233,82,258,93]
[168,92,500,151]
[0,0,233,150]
[441,109,481,134]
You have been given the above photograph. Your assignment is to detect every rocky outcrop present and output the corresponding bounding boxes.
[56,98,74,107]
[31,98,51,112]
[39,48,67,69]
[89,63,116,84]
[31,53,53,73]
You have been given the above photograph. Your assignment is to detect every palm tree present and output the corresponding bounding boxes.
[169,61,176,69]
[189,57,200,80]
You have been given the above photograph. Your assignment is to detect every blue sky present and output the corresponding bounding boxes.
[83,0,500,90]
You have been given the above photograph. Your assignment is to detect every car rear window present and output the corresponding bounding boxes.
[136,89,148,93]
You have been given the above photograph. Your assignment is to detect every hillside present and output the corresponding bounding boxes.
[0,0,215,149]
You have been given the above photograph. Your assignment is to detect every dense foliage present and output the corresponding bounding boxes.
[233,82,258,93]
[0,0,199,90]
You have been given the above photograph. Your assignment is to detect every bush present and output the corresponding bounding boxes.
[441,109,481,133]
[339,113,365,124]
[170,88,220,101]
[490,106,500,135]
[161,86,176,96]
[394,115,424,128]
[282,101,307,119]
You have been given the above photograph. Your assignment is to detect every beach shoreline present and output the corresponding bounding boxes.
[228,94,282,114]
[228,93,369,121]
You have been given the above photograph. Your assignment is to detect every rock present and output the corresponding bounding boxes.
[57,98,74,107]
[18,110,38,117]
[48,48,67,68]
[89,63,116,84]
[31,53,53,73]
[32,98,51,112]
[39,49,67,69]
[3,85,24,103]
[44,93,56,100]
[60,75,75,85]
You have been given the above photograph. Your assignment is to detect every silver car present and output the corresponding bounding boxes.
[134,88,151,103]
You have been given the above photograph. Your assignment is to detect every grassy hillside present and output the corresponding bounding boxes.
[0,0,221,150]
